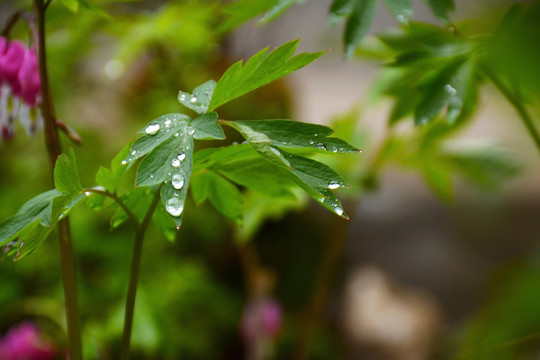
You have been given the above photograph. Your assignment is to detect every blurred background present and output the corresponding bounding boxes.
[1,0,540,359]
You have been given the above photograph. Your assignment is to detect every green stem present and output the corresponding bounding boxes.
[119,189,161,360]
[484,67,540,153]
[34,1,83,359]
[82,188,140,230]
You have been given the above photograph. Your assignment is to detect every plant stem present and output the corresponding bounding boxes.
[120,189,161,360]
[34,1,83,359]
[82,188,139,230]
[484,67,540,153]
[291,211,354,360]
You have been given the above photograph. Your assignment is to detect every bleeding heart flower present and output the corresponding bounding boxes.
[0,39,26,96]
[242,297,283,341]
[18,46,41,107]
[0,322,56,360]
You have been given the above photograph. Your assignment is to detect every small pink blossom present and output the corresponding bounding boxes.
[242,297,283,341]
[0,322,56,360]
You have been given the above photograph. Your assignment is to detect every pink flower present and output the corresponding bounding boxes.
[0,322,56,360]
[242,297,283,341]
[0,39,26,96]
[18,47,41,107]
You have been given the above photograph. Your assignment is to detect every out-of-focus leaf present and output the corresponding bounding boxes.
[208,40,325,110]
[218,0,278,32]
[420,160,453,201]
[190,112,225,140]
[259,0,305,24]
[191,171,244,224]
[59,0,80,12]
[54,149,82,195]
[344,0,378,58]
[225,119,359,153]
[96,143,132,193]
[423,0,454,24]
[383,0,413,24]
[178,80,216,115]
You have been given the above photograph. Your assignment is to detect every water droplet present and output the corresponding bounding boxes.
[174,132,179,137]
[166,197,183,217]
[316,143,326,150]
[145,123,160,135]
[309,139,315,145]
[332,147,338,153]
[328,181,340,190]
[396,14,406,24]
[335,207,344,216]
[188,127,195,135]
[150,174,154,178]
[176,226,181,231]
[444,84,457,96]
[190,96,197,103]
[121,160,127,165]
[85,191,91,196]
[171,158,181,167]
[165,119,171,127]
[172,174,184,189]
[180,94,186,101]
[177,153,186,161]
[131,150,137,156]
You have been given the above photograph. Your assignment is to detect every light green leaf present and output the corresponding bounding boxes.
[383,0,413,24]
[95,167,115,193]
[54,149,82,195]
[225,119,359,153]
[59,0,80,12]
[191,171,244,223]
[344,0,378,58]
[178,80,216,115]
[218,0,278,32]
[208,40,325,111]
[190,112,225,140]
[122,114,191,165]
[421,161,454,201]
[97,143,132,193]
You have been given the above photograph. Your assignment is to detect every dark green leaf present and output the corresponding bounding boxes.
[344,0,378,58]
[54,149,82,195]
[383,0,413,24]
[191,171,244,223]
[178,80,216,115]
[208,40,325,110]
[152,202,177,242]
[225,119,359,153]
[329,0,356,23]
[190,112,225,140]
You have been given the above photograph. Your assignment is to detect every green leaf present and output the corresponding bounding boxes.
[97,143,133,193]
[225,119,359,153]
[122,114,191,165]
[190,112,225,140]
[152,202,177,242]
[54,149,82,195]
[0,190,70,260]
[216,158,297,198]
[218,0,278,32]
[259,0,305,23]
[178,80,216,115]
[421,161,453,201]
[191,171,244,223]
[208,40,325,111]
[383,0,413,24]
[329,0,357,23]
[254,145,349,218]
[423,0,454,23]
[95,167,115,193]
[59,0,80,12]
[344,0,378,58]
